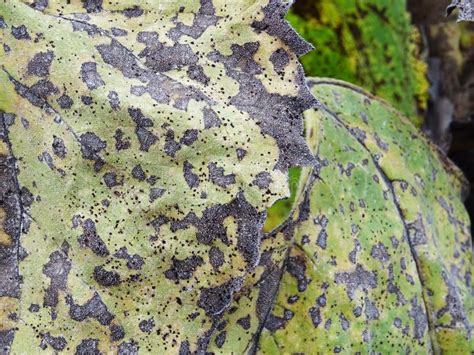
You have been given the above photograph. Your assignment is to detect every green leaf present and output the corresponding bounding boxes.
[0,1,314,353]
[286,0,430,124]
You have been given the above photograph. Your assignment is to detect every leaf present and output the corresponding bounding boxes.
[210,79,473,353]
[285,0,429,123]
[0,0,314,353]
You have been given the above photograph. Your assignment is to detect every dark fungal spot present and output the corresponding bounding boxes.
[179,340,191,355]
[236,148,247,161]
[93,265,121,287]
[75,338,101,355]
[66,292,114,325]
[208,162,235,188]
[12,78,58,108]
[79,132,106,161]
[149,187,165,202]
[52,136,66,158]
[42,242,71,308]
[316,230,327,249]
[71,19,101,36]
[30,0,48,10]
[269,48,290,73]
[237,315,251,330]
[137,32,198,72]
[77,219,109,257]
[198,277,243,316]
[103,171,123,188]
[208,246,224,272]
[81,0,102,13]
[118,341,138,355]
[114,247,144,270]
[214,331,226,348]
[131,165,146,181]
[202,107,221,129]
[164,256,204,281]
[108,91,120,110]
[11,25,31,40]
[309,306,322,328]
[123,6,143,18]
[0,16,6,28]
[183,161,200,188]
[370,242,389,264]
[286,255,310,292]
[38,151,55,171]
[255,262,282,332]
[353,306,362,317]
[40,333,67,351]
[114,129,130,151]
[127,108,158,152]
[409,297,428,340]
[0,330,15,354]
[264,313,289,331]
[0,114,23,298]
[111,27,127,37]
[139,318,155,333]
[29,304,40,313]
[81,62,105,90]
[81,95,93,105]
[407,215,428,246]
[180,129,199,146]
[110,325,125,341]
[164,129,181,157]
[334,264,377,300]
[287,295,299,304]
[167,0,219,41]
[252,171,272,189]
[57,94,73,109]
[27,51,54,77]
[187,65,210,85]
[20,117,30,129]
[126,254,144,270]
[364,297,380,320]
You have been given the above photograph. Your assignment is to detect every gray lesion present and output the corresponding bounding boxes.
[208,41,316,170]
[80,61,105,90]
[43,241,72,308]
[66,292,114,326]
[27,51,54,77]
[0,113,22,299]
[137,31,198,72]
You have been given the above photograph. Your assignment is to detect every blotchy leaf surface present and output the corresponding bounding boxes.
[214,79,472,353]
[0,1,314,353]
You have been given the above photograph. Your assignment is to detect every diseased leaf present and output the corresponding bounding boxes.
[1,0,473,353]
[0,1,314,353]
[211,79,473,353]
